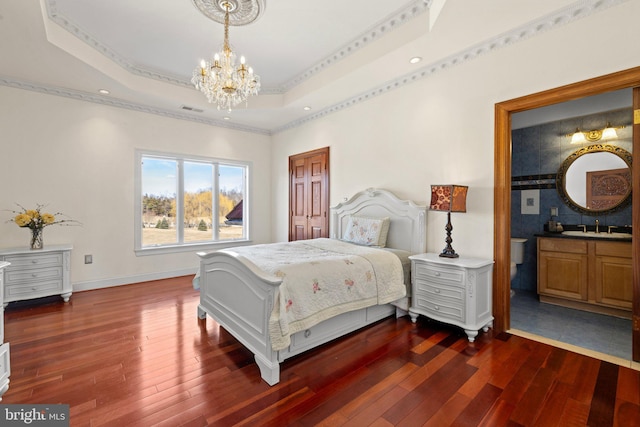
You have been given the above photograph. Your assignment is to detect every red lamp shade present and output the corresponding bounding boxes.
[430,185,468,213]
[430,184,468,258]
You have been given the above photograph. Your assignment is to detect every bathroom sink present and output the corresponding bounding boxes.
[561,230,631,239]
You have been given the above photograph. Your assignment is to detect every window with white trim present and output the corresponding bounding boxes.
[135,150,249,254]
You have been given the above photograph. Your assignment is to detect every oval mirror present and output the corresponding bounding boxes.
[556,144,632,215]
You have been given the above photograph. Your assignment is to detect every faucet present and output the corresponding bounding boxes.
[595,219,600,234]
[578,224,587,232]
[607,226,617,234]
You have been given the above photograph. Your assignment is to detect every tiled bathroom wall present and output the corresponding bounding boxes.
[510,108,633,292]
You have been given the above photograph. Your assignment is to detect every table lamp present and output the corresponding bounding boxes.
[430,185,468,258]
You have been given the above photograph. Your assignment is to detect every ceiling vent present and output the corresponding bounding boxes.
[180,105,204,113]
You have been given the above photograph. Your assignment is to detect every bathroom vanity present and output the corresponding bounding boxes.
[537,234,632,318]
[536,143,634,319]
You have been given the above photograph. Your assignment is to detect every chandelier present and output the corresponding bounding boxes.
[191,0,261,111]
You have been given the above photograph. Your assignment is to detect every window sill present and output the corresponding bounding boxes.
[135,239,253,256]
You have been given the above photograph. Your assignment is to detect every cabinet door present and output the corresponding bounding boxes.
[595,256,633,309]
[538,251,588,301]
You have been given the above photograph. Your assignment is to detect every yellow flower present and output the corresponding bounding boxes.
[14,213,32,227]
[41,213,55,224]
[8,203,80,231]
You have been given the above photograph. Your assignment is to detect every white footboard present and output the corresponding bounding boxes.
[196,250,397,386]
[197,250,283,385]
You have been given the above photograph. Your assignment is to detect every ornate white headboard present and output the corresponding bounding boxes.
[330,188,427,254]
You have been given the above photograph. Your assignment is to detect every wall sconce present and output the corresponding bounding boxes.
[569,122,624,144]
[430,185,468,258]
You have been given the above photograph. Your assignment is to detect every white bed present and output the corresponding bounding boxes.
[196,188,426,385]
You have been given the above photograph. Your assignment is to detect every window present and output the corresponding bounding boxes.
[135,150,249,255]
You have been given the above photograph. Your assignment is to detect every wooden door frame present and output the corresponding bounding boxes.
[494,66,640,361]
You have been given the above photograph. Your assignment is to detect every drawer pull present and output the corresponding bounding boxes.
[435,289,441,294]
[434,305,440,311]
[434,272,441,277]
[304,329,311,338]
[32,260,39,264]
[32,273,38,278]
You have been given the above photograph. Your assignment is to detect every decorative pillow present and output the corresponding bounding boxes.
[342,216,391,247]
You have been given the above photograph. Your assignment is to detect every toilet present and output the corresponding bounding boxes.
[510,238,527,296]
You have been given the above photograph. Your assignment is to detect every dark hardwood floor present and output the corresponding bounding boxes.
[3,275,639,426]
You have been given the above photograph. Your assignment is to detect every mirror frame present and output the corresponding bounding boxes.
[556,144,632,215]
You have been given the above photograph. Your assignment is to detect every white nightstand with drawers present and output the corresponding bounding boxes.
[0,245,72,306]
[409,253,494,342]
[0,261,10,400]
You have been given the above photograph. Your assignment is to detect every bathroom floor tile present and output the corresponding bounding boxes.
[510,290,632,361]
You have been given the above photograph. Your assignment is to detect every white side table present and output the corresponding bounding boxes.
[0,245,73,305]
[409,253,494,342]
[0,261,11,400]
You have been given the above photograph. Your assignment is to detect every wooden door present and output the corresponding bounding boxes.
[289,147,329,241]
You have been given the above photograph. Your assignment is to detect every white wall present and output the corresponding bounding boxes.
[0,87,272,289]
[271,0,640,260]
[1,1,638,290]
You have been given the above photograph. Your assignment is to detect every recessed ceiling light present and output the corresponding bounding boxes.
[303,106,312,111]
[223,116,231,120]
[98,89,110,95]
[409,57,422,64]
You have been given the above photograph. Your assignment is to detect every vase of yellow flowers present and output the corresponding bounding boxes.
[9,204,80,249]
[30,226,44,250]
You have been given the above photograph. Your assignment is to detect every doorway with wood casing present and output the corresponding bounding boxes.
[289,147,330,241]
[494,66,640,363]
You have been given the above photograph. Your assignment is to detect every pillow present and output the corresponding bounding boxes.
[342,216,391,247]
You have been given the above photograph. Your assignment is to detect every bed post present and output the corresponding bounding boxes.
[254,354,280,386]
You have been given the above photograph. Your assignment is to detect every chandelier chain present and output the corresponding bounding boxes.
[223,2,230,54]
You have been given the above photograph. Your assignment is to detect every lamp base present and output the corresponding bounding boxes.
[440,211,459,258]
[439,246,459,258]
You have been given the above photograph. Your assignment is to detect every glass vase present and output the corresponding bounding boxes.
[30,227,43,250]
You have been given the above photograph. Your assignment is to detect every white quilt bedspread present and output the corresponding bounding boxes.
[224,238,405,351]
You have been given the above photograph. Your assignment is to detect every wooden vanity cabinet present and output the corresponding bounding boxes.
[594,242,633,310]
[538,237,588,301]
[537,236,632,317]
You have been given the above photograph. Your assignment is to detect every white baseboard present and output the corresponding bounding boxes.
[72,268,198,292]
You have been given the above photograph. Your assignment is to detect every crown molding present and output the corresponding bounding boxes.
[8,0,629,136]
[0,77,271,135]
[45,0,194,89]
[277,0,431,92]
[44,0,430,94]
[273,0,629,134]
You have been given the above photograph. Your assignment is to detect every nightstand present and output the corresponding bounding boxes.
[0,245,73,306]
[0,261,10,400]
[409,253,494,342]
